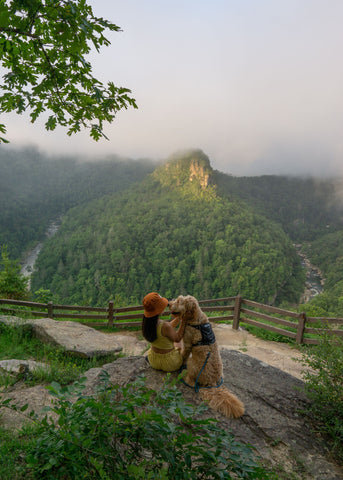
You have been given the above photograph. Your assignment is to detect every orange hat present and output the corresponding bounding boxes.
[143,292,169,318]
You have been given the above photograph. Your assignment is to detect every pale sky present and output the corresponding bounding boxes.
[4,0,343,176]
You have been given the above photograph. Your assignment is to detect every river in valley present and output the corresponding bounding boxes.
[20,218,61,290]
[294,244,325,303]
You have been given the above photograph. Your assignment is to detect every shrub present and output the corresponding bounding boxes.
[0,246,29,300]
[23,373,271,479]
[300,331,343,462]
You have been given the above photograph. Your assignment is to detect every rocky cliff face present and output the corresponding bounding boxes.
[153,149,214,189]
[188,159,211,187]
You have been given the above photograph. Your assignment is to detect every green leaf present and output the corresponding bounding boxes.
[0,9,10,28]
[0,1,137,142]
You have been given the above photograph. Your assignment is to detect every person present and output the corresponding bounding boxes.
[142,292,186,372]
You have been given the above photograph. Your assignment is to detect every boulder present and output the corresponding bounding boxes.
[0,316,122,358]
[0,384,57,430]
[0,359,48,375]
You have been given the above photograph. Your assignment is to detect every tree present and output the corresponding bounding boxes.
[0,0,137,143]
[0,245,28,299]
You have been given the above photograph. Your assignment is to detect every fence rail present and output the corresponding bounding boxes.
[0,295,342,345]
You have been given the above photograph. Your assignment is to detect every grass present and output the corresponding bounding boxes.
[241,322,298,345]
[0,426,35,479]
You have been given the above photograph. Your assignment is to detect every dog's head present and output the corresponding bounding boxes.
[169,295,200,322]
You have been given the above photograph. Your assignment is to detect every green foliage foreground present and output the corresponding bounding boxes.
[0,374,272,480]
[300,332,343,463]
[0,0,137,142]
[0,246,28,299]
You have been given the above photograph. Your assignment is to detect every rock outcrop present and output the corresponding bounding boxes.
[0,316,122,357]
[152,149,214,189]
[0,359,48,376]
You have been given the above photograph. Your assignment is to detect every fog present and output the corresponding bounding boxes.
[3,0,343,178]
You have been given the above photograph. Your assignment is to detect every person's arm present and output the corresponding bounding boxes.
[161,317,186,343]
[169,316,181,328]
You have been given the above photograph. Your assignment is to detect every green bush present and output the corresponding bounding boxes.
[22,373,271,479]
[0,246,29,300]
[300,332,343,462]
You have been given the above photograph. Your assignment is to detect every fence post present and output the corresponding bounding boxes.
[47,301,54,319]
[296,312,306,344]
[233,295,242,330]
[108,301,114,328]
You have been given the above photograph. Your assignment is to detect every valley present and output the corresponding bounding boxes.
[20,218,61,289]
[295,245,324,303]
[1,147,343,316]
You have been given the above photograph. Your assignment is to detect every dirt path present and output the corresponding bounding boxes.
[110,324,308,380]
[212,324,307,379]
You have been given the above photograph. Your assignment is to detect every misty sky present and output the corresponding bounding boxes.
[4,0,343,176]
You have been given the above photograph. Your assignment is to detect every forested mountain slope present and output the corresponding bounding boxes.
[214,172,343,241]
[299,230,343,316]
[31,151,304,306]
[212,170,343,315]
[0,147,155,258]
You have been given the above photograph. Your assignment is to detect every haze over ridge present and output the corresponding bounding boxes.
[3,0,343,178]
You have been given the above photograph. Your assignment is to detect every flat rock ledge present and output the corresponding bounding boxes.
[0,316,123,358]
[0,359,48,375]
[0,350,341,480]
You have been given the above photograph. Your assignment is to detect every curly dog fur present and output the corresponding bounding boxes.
[169,295,244,419]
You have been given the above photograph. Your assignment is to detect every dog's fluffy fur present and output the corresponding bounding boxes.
[169,295,244,419]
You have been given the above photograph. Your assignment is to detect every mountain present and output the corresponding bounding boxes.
[0,147,155,258]
[214,172,343,241]
[3,147,343,313]
[31,150,304,306]
[298,229,343,316]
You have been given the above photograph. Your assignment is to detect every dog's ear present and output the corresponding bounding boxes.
[184,295,197,315]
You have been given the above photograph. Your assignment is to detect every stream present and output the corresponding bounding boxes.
[20,218,61,290]
[294,244,325,303]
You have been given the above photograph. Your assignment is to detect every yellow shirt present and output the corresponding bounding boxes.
[151,322,174,350]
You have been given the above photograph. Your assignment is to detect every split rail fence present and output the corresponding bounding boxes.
[1,295,342,345]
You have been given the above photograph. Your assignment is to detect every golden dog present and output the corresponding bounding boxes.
[169,295,244,419]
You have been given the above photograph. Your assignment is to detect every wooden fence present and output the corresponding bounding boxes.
[0,295,342,345]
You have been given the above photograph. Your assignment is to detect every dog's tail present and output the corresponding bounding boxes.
[200,386,244,419]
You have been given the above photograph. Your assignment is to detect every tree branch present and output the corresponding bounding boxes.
[0,27,39,39]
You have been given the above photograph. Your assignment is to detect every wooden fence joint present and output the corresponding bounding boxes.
[47,301,54,319]
[233,295,242,330]
[296,312,306,344]
[108,301,114,328]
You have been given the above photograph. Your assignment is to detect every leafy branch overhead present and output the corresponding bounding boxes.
[0,0,137,142]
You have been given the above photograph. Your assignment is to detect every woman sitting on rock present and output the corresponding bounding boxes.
[142,292,185,372]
